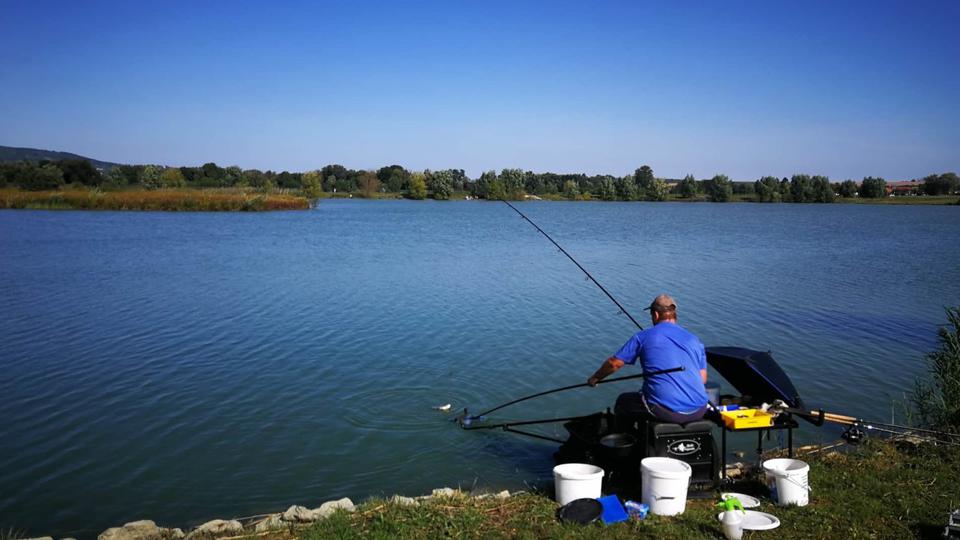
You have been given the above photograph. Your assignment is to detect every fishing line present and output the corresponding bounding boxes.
[501,200,643,330]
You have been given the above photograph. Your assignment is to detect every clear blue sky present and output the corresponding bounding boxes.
[1,0,957,180]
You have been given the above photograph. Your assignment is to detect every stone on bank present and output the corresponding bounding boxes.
[98,520,184,540]
[184,519,242,539]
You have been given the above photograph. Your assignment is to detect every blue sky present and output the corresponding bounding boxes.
[1,0,957,180]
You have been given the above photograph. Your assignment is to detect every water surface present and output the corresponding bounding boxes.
[1,201,958,536]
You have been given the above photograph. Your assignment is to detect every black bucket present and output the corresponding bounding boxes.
[599,433,636,459]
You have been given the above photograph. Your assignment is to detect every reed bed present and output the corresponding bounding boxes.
[0,189,309,211]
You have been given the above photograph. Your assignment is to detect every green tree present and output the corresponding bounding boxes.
[732,182,754,196]
[56,159,102,186]
[789,174,814,203]
[242,169,266,189]
[524,172,545,195]
[195,162,225,187]
[634,165,654,188]
[678,175,699,199]
[408,172,427,200]
[860,177,887,198]
[104,167,128,187]
[562,179,580,200]
[358,171,381,198]
[474,170,496,199]
[812,175,834,203]
[486,179,507,200]
[922,172,960,196]
[302,170,323,200]
[428,172,453,200]
[616,175,639,200]
[838,179,858,198]
[597,177,616,201]
[224,166,243,187]
[322,164,351,192]
[334,175,354,193]
[140,165,163,189]
[377,165,410,193]
[499,169,526,200]
[160,167,186,188]
[647,178,669,201]
[754,176,781,202]
[943,172,959,195]
[911,307,960,433]
[705,174,732,202]
[22,163,64,191]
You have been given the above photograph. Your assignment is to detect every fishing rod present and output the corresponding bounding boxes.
[839,422,960,447]
[824,413,960,444]
[818,412,960,438]
[770,401,960,443]
[459,413,600,444]
[501,200,643,330]
[458,366,684,425]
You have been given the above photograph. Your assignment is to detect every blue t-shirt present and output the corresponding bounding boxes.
[613,322,708,413]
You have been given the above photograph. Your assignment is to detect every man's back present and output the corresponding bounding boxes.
[616,322,708,413]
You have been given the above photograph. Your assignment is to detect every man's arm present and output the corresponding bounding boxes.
[588,357,625,387]
[701,369,708,384]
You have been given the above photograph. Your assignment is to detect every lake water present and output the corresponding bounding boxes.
[1,200,958,536]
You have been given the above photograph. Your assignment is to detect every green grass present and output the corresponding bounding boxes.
[298,441,960,539]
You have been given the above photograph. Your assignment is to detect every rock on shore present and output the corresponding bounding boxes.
[89,489,510,539]
[98,520,184,540]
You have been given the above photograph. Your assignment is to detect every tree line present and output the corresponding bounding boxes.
[0,159,957,203]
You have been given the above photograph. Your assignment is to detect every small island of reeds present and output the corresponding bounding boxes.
[0,188,309,212]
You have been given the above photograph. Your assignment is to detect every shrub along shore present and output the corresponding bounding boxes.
[0,186,955,213]
[1,158,957,205]
[0,189,309,211]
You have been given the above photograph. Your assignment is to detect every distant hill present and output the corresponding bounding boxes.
[0,145,120,171]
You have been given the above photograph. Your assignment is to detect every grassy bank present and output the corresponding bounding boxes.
[0,188,310,211]
[298,441,958,539]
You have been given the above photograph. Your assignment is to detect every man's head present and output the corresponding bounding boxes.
[644,293,678,324]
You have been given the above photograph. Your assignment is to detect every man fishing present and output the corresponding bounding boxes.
[587,294,709,428]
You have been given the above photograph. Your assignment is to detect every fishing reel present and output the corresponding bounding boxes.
[842,423,867,445]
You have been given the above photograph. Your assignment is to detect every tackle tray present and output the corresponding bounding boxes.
[720,408,774,429]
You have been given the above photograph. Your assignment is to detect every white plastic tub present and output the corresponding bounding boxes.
[641,457,692,516]
[763,458,810,506]
[553,463,604,505]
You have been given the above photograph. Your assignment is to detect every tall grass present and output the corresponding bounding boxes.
[0,528,24,540]
[912,306,960,434]
[0,189,309,211]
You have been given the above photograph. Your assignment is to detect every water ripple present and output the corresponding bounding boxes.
[1,202,958,537]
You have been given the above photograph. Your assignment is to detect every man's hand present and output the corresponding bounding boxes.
[588,357,624,388]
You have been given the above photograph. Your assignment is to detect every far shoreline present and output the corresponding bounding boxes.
[0,187,956,212]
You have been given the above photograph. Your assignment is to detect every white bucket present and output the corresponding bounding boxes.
[552,463,604,506]
[763,458,810,506]
[640,457,692,516]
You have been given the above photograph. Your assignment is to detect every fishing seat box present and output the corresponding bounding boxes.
[644,419,719,495]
